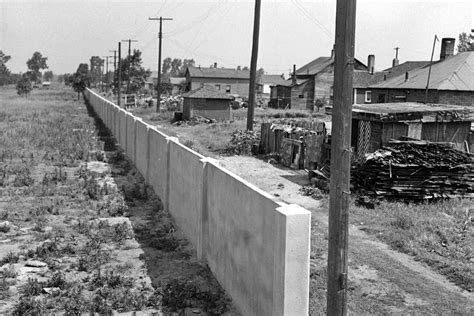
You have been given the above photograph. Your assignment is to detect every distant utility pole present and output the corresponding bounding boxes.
[118,42,122,107]
[327,0,356,315]
[425,35,439,104]
[122,39,138,94]
[110,50,117,92]
[247,0,261,131]
[149,16,173,112]
[102,56,113,93]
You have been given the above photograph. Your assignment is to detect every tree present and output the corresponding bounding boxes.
[90,56,104,86]
[115,49,150,94]
[0,51,12,86]
[26,52,48,83]
[162,57,172,74]
[43,70,54,82]
[16,74,33,96]
[257,67,265,82]
[179,59,195,76]
[72,63,91,100]
[170,58,182,75]
[458,32,474,52]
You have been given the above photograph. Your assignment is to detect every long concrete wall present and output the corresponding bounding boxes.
[84,89,311,315]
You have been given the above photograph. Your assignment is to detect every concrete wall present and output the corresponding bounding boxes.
[83,89,311,316]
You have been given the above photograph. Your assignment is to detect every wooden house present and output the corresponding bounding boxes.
[183,85,232,121]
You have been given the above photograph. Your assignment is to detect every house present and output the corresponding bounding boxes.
[369,38,474,107]
[290,51,368,110]
[259,74,287,96]
[182,85,232,121]
[351,102,474,160]
[145,71,185,95]
[184,64,250,97]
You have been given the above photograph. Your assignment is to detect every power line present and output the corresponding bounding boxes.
[291,0,332,39]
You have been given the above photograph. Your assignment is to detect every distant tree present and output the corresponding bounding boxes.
[16,74,33,96]
[458,32,474,52]
[72,63,91,100]
[115,50,151,94]
[257,67,265,82]
[43,70,54,82]
[179,59,195,75]
[170,58,182,76]
[89,56,104,87]
[0,51,12,86]
[162,57,172,74]
[242,66,249,71]
[26,52,48,83]
[63,74,73,86]
[237,65,242,71]
[157,81,173,95]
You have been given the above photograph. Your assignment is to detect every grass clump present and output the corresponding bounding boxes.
[350,198,473,291]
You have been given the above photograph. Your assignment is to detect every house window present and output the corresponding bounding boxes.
[330,86,334,99]
[215,84,220,90]
[365,91,372,103]
[298,94,304,99]
[226,85,231,93]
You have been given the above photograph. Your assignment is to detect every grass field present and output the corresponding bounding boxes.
[0,86,232,314]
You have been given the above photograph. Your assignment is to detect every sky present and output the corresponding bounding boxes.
[1,0,473,76]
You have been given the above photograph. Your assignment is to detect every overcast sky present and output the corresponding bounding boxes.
[1,0,473,76]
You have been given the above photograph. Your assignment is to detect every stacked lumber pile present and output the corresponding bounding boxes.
[352,140,474,200]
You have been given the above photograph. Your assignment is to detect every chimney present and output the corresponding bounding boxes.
[440,38,455,60]
[292,64,297,85]
[392,58,399,67]
[367,54,375,74]
[214,62,218,68]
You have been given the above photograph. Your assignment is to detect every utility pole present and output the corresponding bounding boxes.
[327,0,356,315]
[246,0,261,131]
[425,35,439,104]
[102,56,113,93]
[118,42,122,107]
[149,16,173,112]
[110,50,117,93]
[122,39,138,94]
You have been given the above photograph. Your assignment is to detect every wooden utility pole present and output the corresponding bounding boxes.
[425,35,439,104]
[110,50,117,92]
[122,39,138,94]
[327,0,356,315]
[246,0,261,131]
[118,42,122,107]
[149,16,173,112]
[102,56,113,93]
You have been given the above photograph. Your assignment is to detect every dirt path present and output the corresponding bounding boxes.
[218,156,474,314]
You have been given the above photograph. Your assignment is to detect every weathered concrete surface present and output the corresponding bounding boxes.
[168,140,205,250]
[148,128,170,205]
[126,114,136,162]
[118,109,127,150]
[135,119,150,181]
[205,161,292,315]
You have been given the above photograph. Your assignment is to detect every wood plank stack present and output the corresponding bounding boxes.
[352,140,474,200]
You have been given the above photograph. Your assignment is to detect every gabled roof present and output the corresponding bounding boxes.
[296,57,333,76]
[186,66,250,80]
[383,61,430,79]
[295,56,368,76]
[183,85,233,100]
[261,74,287,86]
[170,77,185,85]
[371,52,474,91]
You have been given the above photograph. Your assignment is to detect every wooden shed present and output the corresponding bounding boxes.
[351,103,474,160]
[183,85,232,121]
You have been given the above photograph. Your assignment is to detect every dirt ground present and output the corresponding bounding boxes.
[218,156,474,315]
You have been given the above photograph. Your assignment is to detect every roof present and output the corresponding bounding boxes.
[383,61,430,78]
[353,71,387,88]
[296,57,333,76]
[186,66,250,80]
[352,102,474,122]
[170,77,185,85]
[261,74,287,86]
[371,52,474,91]
[183,85,233,100]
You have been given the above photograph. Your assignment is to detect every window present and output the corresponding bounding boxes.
[225,85,231,93]
[330,86,334,99]
[365,91,372,103]
[298,94,304,99]
[215,84,220,90]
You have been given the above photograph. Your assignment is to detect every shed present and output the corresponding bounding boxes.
[351,102,474,160]
[183,85,232,121]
